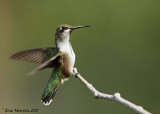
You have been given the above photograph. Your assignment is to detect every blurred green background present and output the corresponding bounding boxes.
[0,0,160,114]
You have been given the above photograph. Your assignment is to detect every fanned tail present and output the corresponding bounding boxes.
[41,67,63,106]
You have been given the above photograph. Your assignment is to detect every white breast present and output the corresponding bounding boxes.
[58,42,75,73]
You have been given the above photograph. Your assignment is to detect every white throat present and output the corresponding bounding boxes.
[57,41,71,52]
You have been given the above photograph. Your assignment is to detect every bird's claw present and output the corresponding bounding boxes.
[73,68,79,78]
[75,72,80,78]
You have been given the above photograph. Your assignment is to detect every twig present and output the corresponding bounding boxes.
[73,68,151,114]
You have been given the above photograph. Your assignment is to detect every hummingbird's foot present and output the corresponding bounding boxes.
[73,68,80,78]
[75,72,80,78]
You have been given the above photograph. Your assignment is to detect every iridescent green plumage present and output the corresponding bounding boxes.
[41,64,63,105]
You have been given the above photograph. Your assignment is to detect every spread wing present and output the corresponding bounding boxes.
[9,47,59,64]
[28,51,61,75]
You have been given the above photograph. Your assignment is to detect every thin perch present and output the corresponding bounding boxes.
[73,68,151,114]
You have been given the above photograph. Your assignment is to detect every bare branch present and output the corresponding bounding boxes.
[73,68,151,114]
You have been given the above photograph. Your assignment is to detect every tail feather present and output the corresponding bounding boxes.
[41,86,58,105]
[41,67,62,106]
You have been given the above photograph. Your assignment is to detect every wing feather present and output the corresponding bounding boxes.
[9,47,59,64]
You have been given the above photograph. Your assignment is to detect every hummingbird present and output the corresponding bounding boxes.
[9,24,90,105]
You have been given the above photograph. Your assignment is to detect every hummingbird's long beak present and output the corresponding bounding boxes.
[72,25,90,30]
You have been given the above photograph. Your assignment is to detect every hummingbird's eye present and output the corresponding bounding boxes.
[59,26,68,32]
[62,27,68,30]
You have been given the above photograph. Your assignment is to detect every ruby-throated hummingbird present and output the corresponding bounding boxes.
[9,24,90,105]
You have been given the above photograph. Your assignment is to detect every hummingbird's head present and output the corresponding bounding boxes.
[55,24,90,42]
